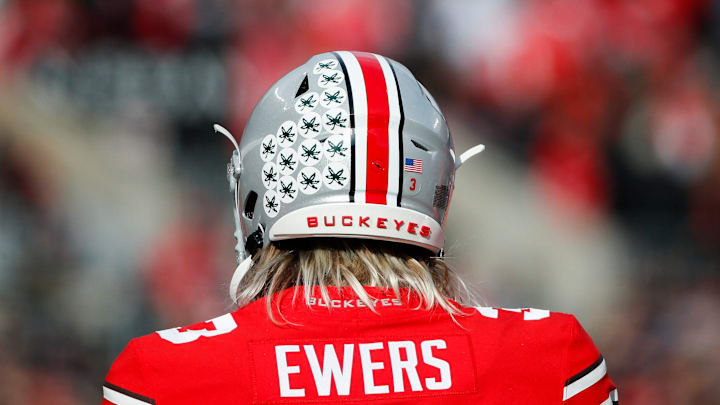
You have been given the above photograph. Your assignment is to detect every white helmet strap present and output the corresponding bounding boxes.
[213,124,246,264]
[455,144,486,170]
[229,256,253,303]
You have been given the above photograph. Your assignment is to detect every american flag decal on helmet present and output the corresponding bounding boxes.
[404,158,423,173]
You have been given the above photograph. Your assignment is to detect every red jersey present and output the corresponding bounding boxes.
[103,286,617,404]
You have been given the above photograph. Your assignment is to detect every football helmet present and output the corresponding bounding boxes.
[214,51,483,292]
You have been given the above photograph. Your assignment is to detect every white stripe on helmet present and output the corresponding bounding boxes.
[375,54,401,205]
[336,51,367,203]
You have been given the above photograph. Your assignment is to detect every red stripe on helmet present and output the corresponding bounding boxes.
[352,52,389,205]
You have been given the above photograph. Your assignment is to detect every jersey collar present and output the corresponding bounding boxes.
[250,285,456,323]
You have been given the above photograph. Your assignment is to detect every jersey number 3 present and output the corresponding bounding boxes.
[156,313,237,344]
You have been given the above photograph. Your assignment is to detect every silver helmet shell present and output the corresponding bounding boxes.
[223,51,475,260]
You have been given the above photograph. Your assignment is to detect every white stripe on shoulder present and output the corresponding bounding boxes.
[103,386,152,405]
[599,389,619,405]
[336,51,367,202]
[374,53,401,205]
[563,358,608,401]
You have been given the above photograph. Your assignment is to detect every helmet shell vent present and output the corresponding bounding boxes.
[243,191,258,220]
[295,75,310,98]
[411,139,430,152]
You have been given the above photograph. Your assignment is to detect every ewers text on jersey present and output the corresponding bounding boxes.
[103,287,617,405]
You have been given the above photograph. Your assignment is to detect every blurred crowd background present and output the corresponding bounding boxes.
[1,0,719,403]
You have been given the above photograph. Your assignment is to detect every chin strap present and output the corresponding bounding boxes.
[229,256,254,303]
[214,124,256,302]
[228,222,265,303]
[455,144,485,170]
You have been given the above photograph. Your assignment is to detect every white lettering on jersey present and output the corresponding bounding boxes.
[359,342,390,394]
[421,340,452,390]
[156,313,237,344]
[275,345,305,397]
[307,297,403,308]
[303,344,354,396]
[388,341,422,392]
[275,339,453,398]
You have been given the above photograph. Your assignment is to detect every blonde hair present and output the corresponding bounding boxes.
[232,238,474,323]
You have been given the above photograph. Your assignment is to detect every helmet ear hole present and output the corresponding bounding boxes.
[245,226,264,256]
[295,75,309,97]
[243,191,258,220]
